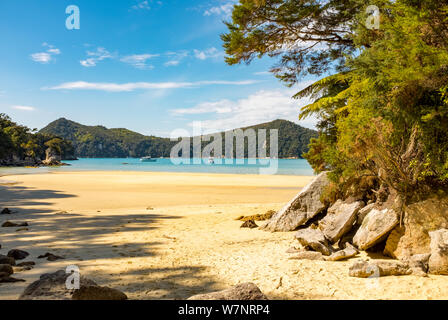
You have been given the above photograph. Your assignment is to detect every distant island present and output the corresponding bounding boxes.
[40,118,317,159]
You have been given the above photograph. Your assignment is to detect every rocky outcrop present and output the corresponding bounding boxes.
[261,172,330,232]
[42,147,62,166]
[187,283,267,300]
[353,208,398,250]
[428,229,448,275]
[319,200,364,243]
[384,196,448,259]
[19,270,127,300]
[294,227,333,256]
[349,259,411,278]
[402,253,430,276]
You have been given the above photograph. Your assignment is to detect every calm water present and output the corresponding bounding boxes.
[0,158,315,176]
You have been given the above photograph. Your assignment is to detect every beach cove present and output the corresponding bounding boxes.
[1,171,448,300]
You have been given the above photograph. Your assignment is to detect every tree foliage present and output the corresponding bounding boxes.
[0,114,75,164]
[224,0,448,201]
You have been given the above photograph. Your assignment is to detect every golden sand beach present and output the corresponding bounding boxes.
[1,171,448,300]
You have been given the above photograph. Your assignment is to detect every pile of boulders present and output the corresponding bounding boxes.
[260,172,448,278]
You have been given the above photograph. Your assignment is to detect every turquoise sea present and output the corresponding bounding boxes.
[0,158,314,176]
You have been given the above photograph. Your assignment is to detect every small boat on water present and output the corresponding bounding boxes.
[140,156,157,162]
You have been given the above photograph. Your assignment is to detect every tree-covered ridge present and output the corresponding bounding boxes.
[223,0,448,201]
[0,113,75,166]
[40,118,317,159]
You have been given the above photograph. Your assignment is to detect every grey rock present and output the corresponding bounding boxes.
[261,172,330,232]
[71,285,127,300]
[1,208,12,214]
[240,220,258,229]
[0,254,16,266]
[353,208,398,250]
[187,283,267,300]
[2,221,28,228]
[8,249,30,260]
[357,203,376,225]
[349,259,411,278]
[326,243,359,261]
[384,196,448,259]
[402,253,430,275]
[0,264,14,276]
[19,270,97,300]
[38,252,64,261]
[319,200,364,243]
[428,229,448,275]
[294,228,333,256]
[19,270,127,300]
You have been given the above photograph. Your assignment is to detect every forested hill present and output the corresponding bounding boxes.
[40,118,317,158]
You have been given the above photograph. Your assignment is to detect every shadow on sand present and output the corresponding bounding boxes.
[0,182,220,299]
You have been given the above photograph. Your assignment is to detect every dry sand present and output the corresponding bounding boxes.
[1,171,448,300]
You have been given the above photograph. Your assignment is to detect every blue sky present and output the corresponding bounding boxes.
[0,0,317,137]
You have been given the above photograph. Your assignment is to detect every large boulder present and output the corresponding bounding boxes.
[319,200,364,243]
[349,259,411,278]
[294,227,333,256]
[428,229,448,275]
[72,286,128,300]
[353,208,398,250]
[19,270,127,300]
[384,196,448,259]
[260,172,330,232]
[187,283,267,300]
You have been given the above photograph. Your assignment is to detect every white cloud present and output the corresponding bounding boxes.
[204,1,236,17]
[173,85,318,132]
[80,47,113,67]
[131,0,150,10]
[11,105,35,111]
[30,43,61,64]
[45,80,260,92]
[120,54,159,69]
[164,60,180,67]
[193,47,223,60]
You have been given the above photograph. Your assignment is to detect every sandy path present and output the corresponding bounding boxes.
[1,171,448,300]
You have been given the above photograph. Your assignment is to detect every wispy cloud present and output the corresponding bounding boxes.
[45,80,260,92]
[30,43,61,64]
[193,47,223,60]
[204,1,236,17]
[131,0,151,10]
[173,84,317,132]
[11,105,35,111]
[80,47,113,67]
[120,54,159,69]
[164,50,189,67]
